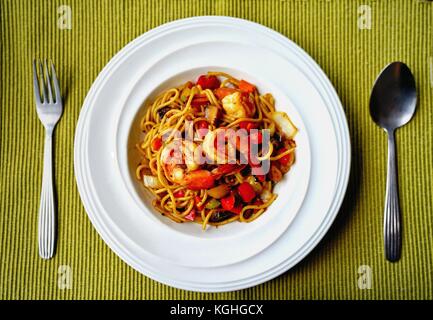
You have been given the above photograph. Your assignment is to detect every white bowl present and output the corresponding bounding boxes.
[122,66,311,243]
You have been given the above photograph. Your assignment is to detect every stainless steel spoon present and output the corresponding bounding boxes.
[369,62,417,262]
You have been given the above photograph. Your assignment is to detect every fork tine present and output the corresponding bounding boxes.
[38,60,48,103]
[33,60,42,104]
[50,61,61,103]
[44,60,53,103]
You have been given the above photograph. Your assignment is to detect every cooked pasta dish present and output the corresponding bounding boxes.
[135,72,297,229]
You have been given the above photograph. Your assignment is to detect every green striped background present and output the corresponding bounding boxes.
[1,0,432,299]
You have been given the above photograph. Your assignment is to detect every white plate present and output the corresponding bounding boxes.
[74,16,351,291]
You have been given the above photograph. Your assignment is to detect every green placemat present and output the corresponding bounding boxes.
[1,0,432,300]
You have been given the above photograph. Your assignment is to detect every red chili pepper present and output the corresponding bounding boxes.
[194,196,205,211]
[238,79,256,93]
[184,209,196,221]
[237,182,256,203]
[191,93,209,107]
[151,137,163,151]
[196,75,221,90]
[196,120,209,129]
[239,121,258,131]
[173,190,185,198]
[277,148,293,166]
[221,192,235,211]
[249,131,263,144]
[191,99,209,107]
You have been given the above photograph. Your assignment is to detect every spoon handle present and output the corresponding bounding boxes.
[384,130,401,262]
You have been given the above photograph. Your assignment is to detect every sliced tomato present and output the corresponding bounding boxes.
[151,137,163,151]
[196,75,221,90]
[221,191,244,214]
[221,192,235,211]
[237,182,256,203]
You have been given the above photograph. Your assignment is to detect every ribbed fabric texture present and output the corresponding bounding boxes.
[1,0,432,299]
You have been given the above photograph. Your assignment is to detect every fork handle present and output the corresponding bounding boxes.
[384,130,401,262]
[38,130,56,259]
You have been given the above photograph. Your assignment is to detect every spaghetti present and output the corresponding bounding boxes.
[135,72,298,229]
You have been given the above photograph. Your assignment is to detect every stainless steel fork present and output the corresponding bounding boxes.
[33,59,63,259]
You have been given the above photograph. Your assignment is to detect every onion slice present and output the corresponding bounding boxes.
[270,111,298,139]
[142,175,162,189]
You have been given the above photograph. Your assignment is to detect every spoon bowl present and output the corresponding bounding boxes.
[370,62,417,132]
